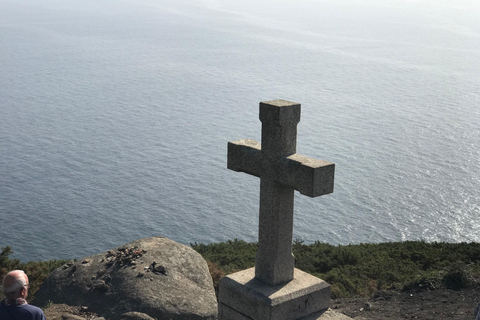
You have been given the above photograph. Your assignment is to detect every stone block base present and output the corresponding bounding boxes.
[218,268,331,320]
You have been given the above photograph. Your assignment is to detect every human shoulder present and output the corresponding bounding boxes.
[19,303,46,320]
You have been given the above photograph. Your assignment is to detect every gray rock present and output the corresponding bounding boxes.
[35,237,217,320]
[61,315,85,320]
[119,311,156,320]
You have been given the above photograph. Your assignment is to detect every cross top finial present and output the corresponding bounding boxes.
[259,100,301,159]
[259,100,300,124]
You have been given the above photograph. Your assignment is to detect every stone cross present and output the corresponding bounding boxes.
[228,99,335,286]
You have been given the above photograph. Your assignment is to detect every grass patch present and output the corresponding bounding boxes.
[2,241,479,301]
[0,246,69,301]
[192,240,480,298]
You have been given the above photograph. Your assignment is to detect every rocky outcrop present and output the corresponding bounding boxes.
[119,312,155,320]
[34,237,217,320]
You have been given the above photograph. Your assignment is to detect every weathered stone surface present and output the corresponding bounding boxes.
[222,100,339,320]
[35,237,217,320]
[219,268,330,320]
[61,314,85,320]
[119,311,156,320]
[299,309,353,320]
[227,100,335,286]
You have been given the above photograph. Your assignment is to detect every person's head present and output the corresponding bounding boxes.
[2,270,29,300]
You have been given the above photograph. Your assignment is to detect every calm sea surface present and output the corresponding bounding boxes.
[1,0,479,262]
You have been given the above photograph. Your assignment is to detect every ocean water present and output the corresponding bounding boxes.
[0,0,479,262]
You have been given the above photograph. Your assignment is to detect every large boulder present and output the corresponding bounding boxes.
[35,237,217,320]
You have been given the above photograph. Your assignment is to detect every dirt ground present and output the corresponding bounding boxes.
[42,303,99,320]
[41,285,480,320]
[332,285,480,320]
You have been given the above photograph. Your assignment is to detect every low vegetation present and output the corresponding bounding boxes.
[192,240,480,298]
[1,241,479,301]
[0,246,68,301]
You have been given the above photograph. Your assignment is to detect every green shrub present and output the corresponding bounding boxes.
[442,263,471,290]
[192,240,480,299]
[191,239,257,274]
[3,241,480,302]
[0,246,68,301]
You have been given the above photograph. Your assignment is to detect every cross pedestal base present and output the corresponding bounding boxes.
[218,268,332,320]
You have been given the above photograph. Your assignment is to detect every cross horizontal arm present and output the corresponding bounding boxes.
[277,154,335,197]
[227,139,262,177]
[228,139,335,197]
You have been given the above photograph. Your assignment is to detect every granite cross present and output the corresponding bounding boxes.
[228,99,335,286]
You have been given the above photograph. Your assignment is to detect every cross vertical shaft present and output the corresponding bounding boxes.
[255,101,300,285]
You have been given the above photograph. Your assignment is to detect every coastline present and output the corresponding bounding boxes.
[1,240,479,318]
